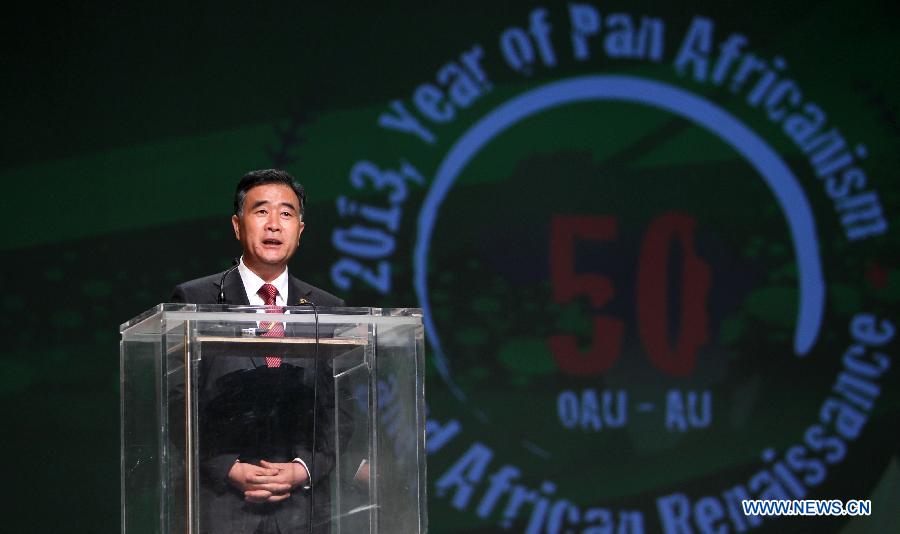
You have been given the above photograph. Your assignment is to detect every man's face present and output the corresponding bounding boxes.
[231,183,304,274]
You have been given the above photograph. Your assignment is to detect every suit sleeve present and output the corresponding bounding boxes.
[195,356,242,495]
[294,362,336,486]
[168,283,241,494]
[293,356,356,492]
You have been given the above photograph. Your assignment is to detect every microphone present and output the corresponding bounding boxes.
[216,258,241,304]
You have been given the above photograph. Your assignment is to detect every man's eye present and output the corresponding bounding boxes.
[281,212,293,217]
[257,209,268,215]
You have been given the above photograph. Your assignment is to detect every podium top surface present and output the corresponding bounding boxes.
[120,303,423,333]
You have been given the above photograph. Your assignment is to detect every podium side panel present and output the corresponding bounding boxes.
[165,317,190,534]
[121,313,165,534]
[373,320,427,533]
[332,341,372,533]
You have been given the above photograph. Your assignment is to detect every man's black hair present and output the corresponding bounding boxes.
[233,169,307,219]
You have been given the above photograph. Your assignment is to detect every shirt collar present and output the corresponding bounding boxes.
[237,256,289,305]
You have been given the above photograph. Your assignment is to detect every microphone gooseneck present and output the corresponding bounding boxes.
[216,258,241,304]
[298,295,320,534]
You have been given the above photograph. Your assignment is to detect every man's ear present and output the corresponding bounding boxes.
[297,221,305,243]
[231,215,241,241]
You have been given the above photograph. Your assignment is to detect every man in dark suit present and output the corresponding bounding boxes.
[171,169,345,533]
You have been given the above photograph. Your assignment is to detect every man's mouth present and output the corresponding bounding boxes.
[262,239,283,246]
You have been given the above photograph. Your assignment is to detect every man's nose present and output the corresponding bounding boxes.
[265,214,281,231]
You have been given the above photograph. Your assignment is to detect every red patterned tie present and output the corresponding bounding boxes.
[257,283,284,368]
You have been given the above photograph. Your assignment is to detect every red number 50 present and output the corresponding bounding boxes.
[548,213,711,377]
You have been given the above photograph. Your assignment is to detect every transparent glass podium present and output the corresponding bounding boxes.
[120,304,427,533]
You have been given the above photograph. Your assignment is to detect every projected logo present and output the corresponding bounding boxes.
[416,75,823,382]
[327,8,896,532]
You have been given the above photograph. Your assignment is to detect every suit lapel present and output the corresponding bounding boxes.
[217,268,250,305]
[287,275,313,306]
[216,269,267,367]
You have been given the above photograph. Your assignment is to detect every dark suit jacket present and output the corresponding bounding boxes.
[170,268,346,534]
[171,268,345,309]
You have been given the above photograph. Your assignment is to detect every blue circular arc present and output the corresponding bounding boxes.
[414,75,825,396]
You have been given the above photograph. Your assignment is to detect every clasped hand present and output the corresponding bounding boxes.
[227,460,309,503]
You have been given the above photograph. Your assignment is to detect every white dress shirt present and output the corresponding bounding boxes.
[237,257,290,305]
